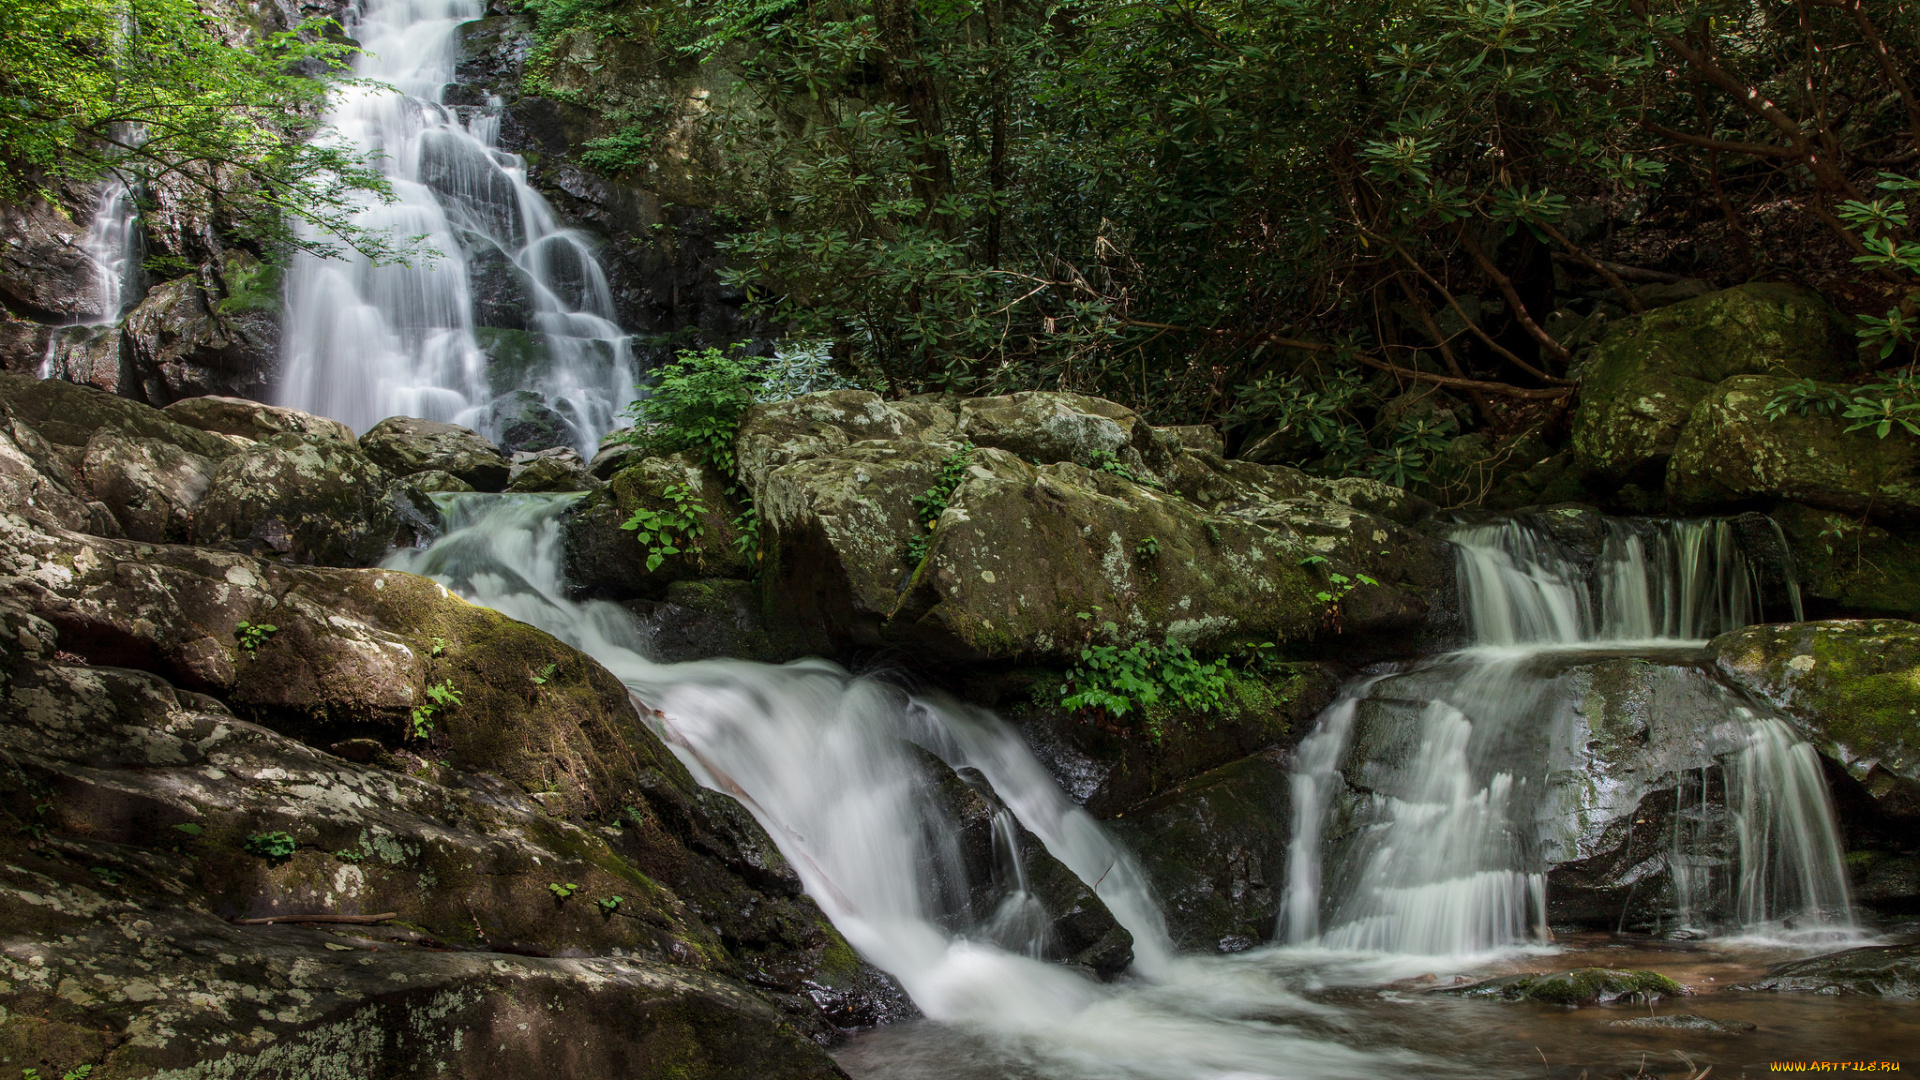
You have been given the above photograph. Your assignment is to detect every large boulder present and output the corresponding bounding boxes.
[119,253,281,404]
[1571,284,1855,485]
[1107,750,1296,954]
[563,453,750,599]
[1710,620,1920,821]
[1667,375,1920,518]
[739,390,1449,664]
[0,372,238,541]
[162,393,358,445]
[192,432,408,565]
[361,414,512,491]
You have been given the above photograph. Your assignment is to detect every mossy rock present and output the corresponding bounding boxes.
[1774,503,1920,617]
[361,415,512,491]
[562,452,748,600]
[1571,283,1855,484]
[1666,375,1920,518]
[1710,619,1920,813]
[0,369,236,459]
[1450,967,1685,1006]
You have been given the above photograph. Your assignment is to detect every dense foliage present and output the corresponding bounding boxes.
[0,0,393,258]
[534,0,1920,482]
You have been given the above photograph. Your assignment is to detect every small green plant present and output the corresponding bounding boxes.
[621,484,709,572]
[409,680,463,740]
[530,662,558,686]
[429,636,447,657]
[1059,621,1231,734]
[907,443,976,565]
[1766,372,1920,438]
[234,620,278,652]
[23,1067,93,1080]
[1086,449,1160,487]
[597,895,624,914]
[89,866,125,885]
[171,822,203,837]
[1135,536,1161,559]
[1312,571,1380,605]
[243,831,298,865]
[613,347,760,477]
[548,882,580,901]
[16,800,52,843]
[334,848,366,863]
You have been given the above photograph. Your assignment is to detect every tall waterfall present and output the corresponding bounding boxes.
[38,179,139,381]
[1282,517,1851,956]
[278,0,635,452]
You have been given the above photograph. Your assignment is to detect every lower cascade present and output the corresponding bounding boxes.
[383,495,1869,1077]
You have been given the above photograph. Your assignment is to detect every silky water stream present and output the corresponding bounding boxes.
[383,496,1916,1079]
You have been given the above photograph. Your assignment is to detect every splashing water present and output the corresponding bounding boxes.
[1283,516,1850,957]
[384,493,1443,1079]
[278,0,636,452]
[39,178,140,381]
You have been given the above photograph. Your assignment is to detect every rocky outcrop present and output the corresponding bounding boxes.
[1736,944,1920,997]
[193,431,419,564]
[1667,375,1920,518]
[564,452,748,599]
[1571,284,1856,486]
[163,393,358,445]
[0,499,898,1073]
[117,253,281,404]
[362,415,513,492]
[739,389,1450,665]
[0,198,109,323]
[1709,620,1920,823]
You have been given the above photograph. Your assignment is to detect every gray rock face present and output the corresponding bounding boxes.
[507,445,593,492]
[119,258,281,404]
[0,198,107,321]
[360,415,512,491]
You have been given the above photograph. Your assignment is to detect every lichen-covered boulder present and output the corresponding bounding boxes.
[361,414,512,491]
[490,388,574,453]
[1106,750,1296,954]
[1666,375,1920,518]
[740,389,1448,663]
[507,445,594,492]
[78,426,223,542]
[1709,620,1920,816]
[192,432,405,565]
[1571,284,1855,484]
[163,393,356,445]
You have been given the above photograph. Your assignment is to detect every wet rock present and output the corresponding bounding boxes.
[35,323,124,394]
[1667,375,1920,519]
[360,415,512,491]
[1773,504,1920,617]
[1709,620,1920,820]
[624,578,823,664]
[507,445,593,492]
[120,253,281,403]
[193,431,404,565]
[1571,283,1856,485]
[1735,943,1920,997]
[563,452,748,600]
[0,308,51,372]
[1448,968,1686,1006]
[407,468,476,494]
[918,751,1134,977]
[1107,750,1295,954]
[468,238,534,329]
[491,388,574,453]
[163,393,356,446]
[0,198,108,321]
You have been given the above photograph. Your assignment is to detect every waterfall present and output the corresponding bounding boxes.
[278,0,636,453]
[1283,515,1849,957]
[38,178,139,381]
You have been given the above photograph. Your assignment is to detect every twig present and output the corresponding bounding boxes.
[235,912,397,926]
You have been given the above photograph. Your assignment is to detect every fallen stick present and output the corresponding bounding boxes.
[235,912,398,926]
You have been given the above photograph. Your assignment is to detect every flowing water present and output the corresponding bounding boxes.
[277,0,635,452]
[38,178,140,381]
[377,496,1896,1079]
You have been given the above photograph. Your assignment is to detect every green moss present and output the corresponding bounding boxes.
[1459,967,1684,1006]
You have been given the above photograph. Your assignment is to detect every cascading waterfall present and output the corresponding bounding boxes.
[278,0,635,452]
[1282,516,1850,956]
[384,493,1433,1080]
[38,178,139,381]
